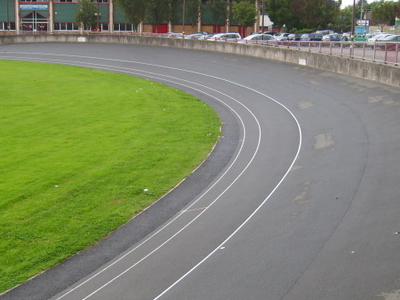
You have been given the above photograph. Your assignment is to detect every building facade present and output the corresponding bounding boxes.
[0,0,138,34]
[0,0,262,36]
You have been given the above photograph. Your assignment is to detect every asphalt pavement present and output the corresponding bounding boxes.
[1,43,400,300]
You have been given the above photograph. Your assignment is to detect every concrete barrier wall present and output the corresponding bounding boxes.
[1,34,399,88]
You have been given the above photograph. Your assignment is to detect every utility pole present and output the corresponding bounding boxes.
[182,0,186,34]
[351,0,356,40]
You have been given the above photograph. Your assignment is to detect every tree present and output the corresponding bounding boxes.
[337,5,353,32]
[146,0,170,32]
[165,0,182,27]
[266,0,304,31]
[185,0,202,28]
[207,0,229,26]
[75,0,98,30]
[395,3,400,19]
[371,0,399,25]
[290,0,340,31]
[114,0,148,31]
[232,1,258,27]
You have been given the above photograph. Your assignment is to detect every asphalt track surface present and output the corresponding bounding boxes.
[1,43,400,300]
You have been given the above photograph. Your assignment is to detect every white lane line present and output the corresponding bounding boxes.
[0,53,302,300]
[154,122,302,300]
[79,55,303,300]
[1,55,260,300]
[1,55,253,300]
[55,67,261,300]
[4,57,258,299]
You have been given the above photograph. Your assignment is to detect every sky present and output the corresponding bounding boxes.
[340,0,378,8]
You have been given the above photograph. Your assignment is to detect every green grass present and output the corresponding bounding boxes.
[0,60,221,293]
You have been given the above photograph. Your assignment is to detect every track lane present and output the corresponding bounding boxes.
[1,43,400,300]
[0,45,301,300]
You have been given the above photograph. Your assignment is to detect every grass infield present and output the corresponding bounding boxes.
[0,60,221,293]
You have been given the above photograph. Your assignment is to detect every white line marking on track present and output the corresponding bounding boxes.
[0,52,302,300]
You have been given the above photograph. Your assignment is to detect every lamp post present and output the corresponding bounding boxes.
[260,0,265,32]
[94,10,101,32]
[351,0,356,41]
[182,0,186,34]
[6,0,10,31]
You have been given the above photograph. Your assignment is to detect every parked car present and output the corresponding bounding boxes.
[165,32,184,38]
[315,29,335,35]
[287,33,302,41]
[321,34,342,46]
[353,33,368,42]
[238,33,277,45]
[322,34,342,42]
[197,33,215,40]
[364,33,375,40]
[300,33,323,46]
[207,32,241,41]
[367,33,395,47]
[185,33,208,39]
[300,33,323,41]
[375,35,400,50]
[274,33,290,41]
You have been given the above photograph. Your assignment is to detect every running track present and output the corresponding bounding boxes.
[1,43,400,300]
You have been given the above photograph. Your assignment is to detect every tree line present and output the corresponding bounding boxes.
[76,0,400,33]
[75,0,258,31]
[113,0,258,30]
[266,0,400,33]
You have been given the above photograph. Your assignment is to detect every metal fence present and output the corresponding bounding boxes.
[271,41,399,67]
[2,30,399,67]
[210,38,400,67]
[153,33,400,67]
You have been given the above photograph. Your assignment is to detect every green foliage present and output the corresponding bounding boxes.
[265,0,302,31]
[146,0,170,28]
[0,61,220,293]
[145,0,183,28]
[293,28,313,33]
[232,1,258,27]
[77,0,400,33]
[290,0,340,31]
[371,0,400,25]
[265,0,348,32]
[114,0,148,30]
[75,0,98,30]
[185,0,202,27]
[206,0,228,26]
[169,0,187,26]
[337,5,352,32]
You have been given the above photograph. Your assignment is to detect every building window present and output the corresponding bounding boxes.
[54,22,79,31]
[0,22,16,31]
[114,23,133,32]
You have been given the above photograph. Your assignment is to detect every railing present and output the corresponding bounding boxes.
[227,38,399,67]
[272,40,399,67]
[157,34,400,67]
[1,30,399,67]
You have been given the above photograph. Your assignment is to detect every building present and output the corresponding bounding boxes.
[0,0,143,34]
[0,0,261,36]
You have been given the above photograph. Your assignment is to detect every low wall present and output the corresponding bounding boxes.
[1,34,399,88]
